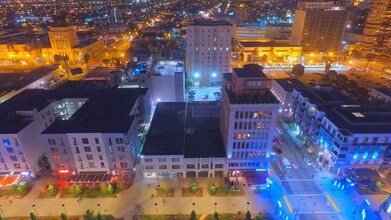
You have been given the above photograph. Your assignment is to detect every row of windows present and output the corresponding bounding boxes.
[1,155,26,162]
[144,158,180,163]
[71,137,123,146]
[228,162,265,167]
[233,132,269,140]
[145,164,224,170]
[2,163,28,169]
[79,162,127,169]
[232,142,268,150]
[232,151,266,159]
[146,165,181,170]
[2,138,19,147]
[234,121,270,130]
[235,111,272,119]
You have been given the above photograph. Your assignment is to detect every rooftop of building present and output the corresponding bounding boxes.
[0,66,58,97]
[142,102,226,158]
[187,19,232,26]
[0,86,147,134]
[298,87,355,106]
[0,33,39,44]
[233,64,267,78]
[225,87,280,105]
[184,105,226,158]
[372,87,391,98]
[239,41,296,48]
[142,102,186,156]
[236,23,292,27]
[74,39,99,48]
[320,105,391,134]
[273,78,307,92]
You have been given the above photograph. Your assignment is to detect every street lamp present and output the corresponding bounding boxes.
[62,204,67,215]
[192,202,195,211]
[294,196,312,220]
[155,203,158,215]
[214,202,217,212]
[0,205,5,218]
[32,204,39,217]
[97,204,101,213]
[247,202,250,211]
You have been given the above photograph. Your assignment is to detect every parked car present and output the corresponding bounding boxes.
[202,94,209,99]
[302,157,312,166]
[189,89,196,95]
[214,91,221,96]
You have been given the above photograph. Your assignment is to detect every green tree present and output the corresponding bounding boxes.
[30,212,38,220]
[107,184,114,195]
[84,53,90,65]
[60,212,67,220]
[214,211,219,220]
[245,211,251,220]
[73,185,82,197]
[185,78,194,88]
[191,183,197,193]
[96,212,103,220]
[83,210,94,220]
[251,48,260,57]
[350,49,362,59]
[48,184,57,196]
[190,210,197,220]
[292,64,305,76]
[53,55,62,63]
[102,58,110,66]
[209,184,217,195]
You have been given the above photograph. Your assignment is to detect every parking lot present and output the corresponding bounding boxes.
[186,86,222,102]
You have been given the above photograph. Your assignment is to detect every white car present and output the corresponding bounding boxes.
[302,157,312,166]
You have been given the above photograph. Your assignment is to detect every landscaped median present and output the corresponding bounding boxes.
[0,181,32,199]
[209,184,244,197]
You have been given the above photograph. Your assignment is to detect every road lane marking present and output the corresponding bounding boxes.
[326,194,340,212]
[283,195,293,213]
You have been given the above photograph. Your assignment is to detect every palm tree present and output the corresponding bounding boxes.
[365,53,375,73]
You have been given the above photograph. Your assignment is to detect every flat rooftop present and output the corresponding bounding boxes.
[233,64,267,78]
[187,19,232,26]
[142,102,186,156]
[225,87,280,105]
[320,105,391,134]
[372,87,391,98]
[0,86,147,134]
[299,87,355,106]
[240,41,295,48]
[273,78,307,92]
[0,66,57,97]
[74,39,99,48]
[142,102,226,158]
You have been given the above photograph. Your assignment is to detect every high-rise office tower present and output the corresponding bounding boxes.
[109,7,124,24]
[48,26,79,50]
[220,64,279,174]
[291,2,348,52]
[360,0,391,60]
[186,19,232,87]
[235,2,254,24]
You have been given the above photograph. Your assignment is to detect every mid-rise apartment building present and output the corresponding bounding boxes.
[0,86,148,177]
[233,24,292,41]
[370,87,391,104]
[220,64,279,175]
[141,102,226,178]
[42,26,104,64]
[359,0,391,61]
[292,86,391,175]
[186,19,232,86]
[271,78,307,116]
[291,2,348,52]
